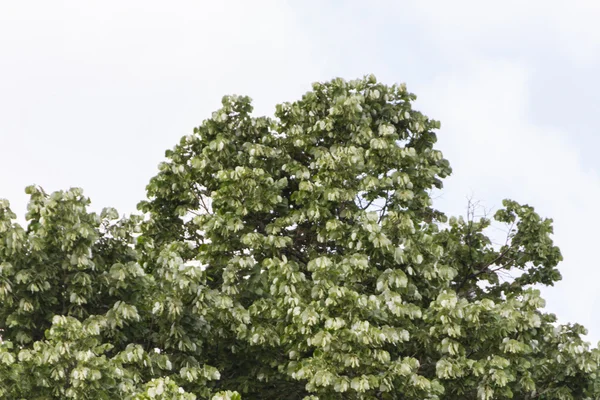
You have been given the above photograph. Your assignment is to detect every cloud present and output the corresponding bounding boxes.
[404,0,600,67]
[0,0,325,220]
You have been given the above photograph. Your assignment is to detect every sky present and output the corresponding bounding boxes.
[1,1,599,342]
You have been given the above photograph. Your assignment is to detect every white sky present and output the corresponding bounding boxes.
[2,1,599,342]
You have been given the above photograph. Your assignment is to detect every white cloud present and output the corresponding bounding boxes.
[403,0,600,67]
[0,0,325,219]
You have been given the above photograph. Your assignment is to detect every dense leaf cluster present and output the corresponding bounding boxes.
[1,76,598,399]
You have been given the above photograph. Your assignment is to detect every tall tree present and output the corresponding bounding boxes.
[1,76,598,399]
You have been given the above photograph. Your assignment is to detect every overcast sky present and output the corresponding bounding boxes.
[2,1,599,342]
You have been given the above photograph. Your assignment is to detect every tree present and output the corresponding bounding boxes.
[0,76,599,399]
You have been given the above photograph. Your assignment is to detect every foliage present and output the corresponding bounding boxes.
[1,76,599,399]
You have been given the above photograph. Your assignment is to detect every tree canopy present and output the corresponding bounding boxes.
[1,76,599,399]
